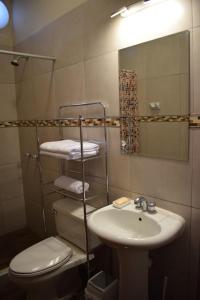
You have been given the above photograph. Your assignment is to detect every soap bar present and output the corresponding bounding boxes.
[113,197,130,209]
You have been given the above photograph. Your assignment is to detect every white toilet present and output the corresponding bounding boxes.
[9,198,98,300]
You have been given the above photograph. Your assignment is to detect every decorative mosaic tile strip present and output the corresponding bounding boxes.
[0,118,121,128]
[0,115,194,128]
[138,115,189,122]
[119,70,140,154]
[189,116,200,127]
[0,120,36,128]
[37,118,121,127]
[37,120,59,127]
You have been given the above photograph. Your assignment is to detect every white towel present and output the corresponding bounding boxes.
[40,150,98,160]
[54,176,89,194]
[40,140,99,155]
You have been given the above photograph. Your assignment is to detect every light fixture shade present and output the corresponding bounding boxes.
[0,1,9,29]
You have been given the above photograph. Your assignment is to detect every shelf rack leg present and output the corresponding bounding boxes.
[35,124,47,236]
[102,105,109,205]
[79,115,90,279]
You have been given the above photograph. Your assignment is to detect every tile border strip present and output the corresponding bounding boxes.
[189,116,200,128]
[0,115,199,128]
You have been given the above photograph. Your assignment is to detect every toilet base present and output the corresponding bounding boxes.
[10,267,81,300]
[27,283,57,300]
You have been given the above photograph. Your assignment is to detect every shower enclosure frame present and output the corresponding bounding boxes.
[0,49,56,62]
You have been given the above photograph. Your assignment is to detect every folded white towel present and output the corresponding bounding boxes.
[54,176,89,194]
[40,150,98,160]
[40,140,99,155]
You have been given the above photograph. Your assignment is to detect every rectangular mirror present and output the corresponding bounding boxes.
[119,31,189,161]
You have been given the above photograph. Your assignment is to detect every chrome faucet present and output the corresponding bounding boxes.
[134,196,156,213]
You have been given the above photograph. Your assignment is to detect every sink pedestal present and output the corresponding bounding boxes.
[118,248,149,300]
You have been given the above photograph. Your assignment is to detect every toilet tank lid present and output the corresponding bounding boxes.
[53,198,95,220]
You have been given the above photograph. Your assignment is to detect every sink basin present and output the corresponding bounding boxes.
[88,202,185,249]
[88,200,185,300]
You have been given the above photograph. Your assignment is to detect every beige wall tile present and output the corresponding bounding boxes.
[119,43,146,79]
[12,0,87,44]
[0,206,5,236]
[138,74,189,116]
[192,0,200,27]
[25,200,45,237]
[1,196,26,234]
[120,31,190,117]
[21,159,42,205]
[145,32,188,78]
[0,162,22,183]
[37,127,60,145]
[18,127,38,159]
[54,62,85,109]
[14,37,36,82]
[85,52,119,115]
[30,26,55,77]
[139,122,189,161]
[32,72,56,119]
[0,84,17,120]
[0,162,25,236]
[0,54,15,84]
[52,5,85,69]
[159,159,191,206]
[84,16,120,61]
[108,128,131,191]
[191,129,200,208]
[14,56,34,83]
[83,0,123,60]
[45,207,57,237]
[0,163,23,202]
[191,26,200,114]
[16,79,36,119]
[129,155,163,199]
[0,128,21,164]
[129,149,191,206]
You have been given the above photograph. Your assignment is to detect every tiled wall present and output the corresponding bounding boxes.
[12,0,200,299]
[0,0,25,236]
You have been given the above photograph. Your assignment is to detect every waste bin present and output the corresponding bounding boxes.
[85,271,118,300]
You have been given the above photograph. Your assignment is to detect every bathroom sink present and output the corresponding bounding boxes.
[88,201,185,249]
[88,200,185,300]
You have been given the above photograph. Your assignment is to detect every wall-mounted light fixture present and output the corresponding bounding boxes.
[111,7,128,18]
[0,1,9,29]
[110,0,165,18]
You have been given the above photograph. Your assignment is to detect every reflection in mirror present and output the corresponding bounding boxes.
[119,31,189,161]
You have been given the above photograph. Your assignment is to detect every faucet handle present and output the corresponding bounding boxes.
[147,200,156,213]
[134,196,145,209]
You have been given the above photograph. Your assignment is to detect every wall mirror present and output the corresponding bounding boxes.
[119,31,189,161]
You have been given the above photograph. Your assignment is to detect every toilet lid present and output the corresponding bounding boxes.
[9,237,72,276]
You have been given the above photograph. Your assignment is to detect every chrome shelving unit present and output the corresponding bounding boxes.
[36,102,109,278]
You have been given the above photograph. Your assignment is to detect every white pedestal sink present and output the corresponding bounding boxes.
[88,200,185,300]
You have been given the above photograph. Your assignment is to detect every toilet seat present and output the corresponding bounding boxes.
[9,237,72,277]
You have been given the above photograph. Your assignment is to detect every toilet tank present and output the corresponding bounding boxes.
[53,198,101,251]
